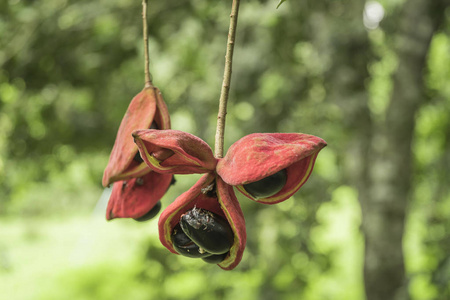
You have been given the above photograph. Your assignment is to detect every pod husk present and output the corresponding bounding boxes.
[217,133,327,204]
[158,173,246,270]
[133,129,217,174]
[106,171,173,220]
[103,86,170,187]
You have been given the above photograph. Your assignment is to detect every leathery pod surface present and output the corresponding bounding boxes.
[217,133,327,204]
[103,86,170,187]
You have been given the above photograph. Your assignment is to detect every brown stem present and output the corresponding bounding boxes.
[142,0,153,87]
[214,0,241,158]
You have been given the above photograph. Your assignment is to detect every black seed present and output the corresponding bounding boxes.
[243,169,287,199]
[150,121,158,129]
[171,224,211,258]
[205,189,217,198]
[170,176,176,186]
[133,151,144,163]
[134,201,161,222]
[180,208,234,255]
[172,223,191,246]
[133,121,158,163]
[202,252,228,264]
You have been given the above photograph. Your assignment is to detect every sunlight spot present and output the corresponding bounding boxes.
[233,101,254,121]
[364,1,385,30]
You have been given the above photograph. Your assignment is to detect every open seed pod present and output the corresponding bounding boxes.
[133,129,218,174]
[107,171,173,220]
[217,133,327,204]
[158,173,246,270]
[102,86,171,187]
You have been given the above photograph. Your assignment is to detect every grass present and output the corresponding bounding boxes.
[0,212,160,300]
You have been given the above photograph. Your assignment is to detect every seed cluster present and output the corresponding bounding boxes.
[172,207,234,264]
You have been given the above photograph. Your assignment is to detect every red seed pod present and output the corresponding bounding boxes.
[133,130,217,174]
[106,171,172,220]
[103,86,171,187]
[217,133,327,204]
[158,173,246,270]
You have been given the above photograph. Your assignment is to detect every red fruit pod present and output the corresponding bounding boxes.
[133,129,217,175]
[217,133,327,204]
[153,87,171,131]
[106,171,173,220]
[158,173,246,270]
[102,86,171,187]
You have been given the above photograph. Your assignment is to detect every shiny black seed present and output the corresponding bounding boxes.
[172,224,191,246]
[134,201,161,222]
[243,169,287,199]
[180,208,234,255]
[171,224,211,258]
[202,252,228,264]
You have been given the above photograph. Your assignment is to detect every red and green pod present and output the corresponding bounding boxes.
[158,173,246,270]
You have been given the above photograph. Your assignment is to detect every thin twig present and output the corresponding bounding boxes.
[142,0,153,87]
[214,0,241,158]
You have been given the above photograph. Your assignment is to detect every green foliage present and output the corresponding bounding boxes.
[1,0,449,299]
[405,33,450,298]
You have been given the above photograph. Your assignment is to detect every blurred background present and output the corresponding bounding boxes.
[1,0,449,299]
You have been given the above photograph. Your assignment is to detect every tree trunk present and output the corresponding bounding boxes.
[359,0,445,299]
